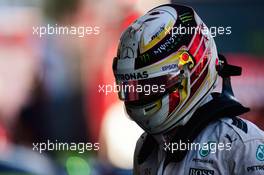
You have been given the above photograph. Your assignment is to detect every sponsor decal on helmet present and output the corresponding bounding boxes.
[115,71,149,81]
[153,33,179,55]
[151,24,166,40]
[120,46,135,59]
[139,53,151,64]
[179,12,193,23]
[161,64,177,71]
[256,144,264,161]
[189,168,214,175]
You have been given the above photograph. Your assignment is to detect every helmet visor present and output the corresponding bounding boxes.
[113,50,194,105]
[115,72,183,105]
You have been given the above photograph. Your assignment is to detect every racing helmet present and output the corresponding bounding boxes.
[112,4,219,134]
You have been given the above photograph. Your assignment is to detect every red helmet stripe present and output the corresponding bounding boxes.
[188,28,203,57]
[194,37,206,63]
[168,90,181,115]
[188,66,209,104]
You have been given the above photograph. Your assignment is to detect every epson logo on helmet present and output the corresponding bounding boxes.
[161,64,177,71]
[115,71,149,81]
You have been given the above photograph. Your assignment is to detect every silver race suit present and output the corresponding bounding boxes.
[134,56,264,175]
[134,116,264,175]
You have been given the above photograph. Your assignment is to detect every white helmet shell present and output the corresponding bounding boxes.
[113,4,218,134]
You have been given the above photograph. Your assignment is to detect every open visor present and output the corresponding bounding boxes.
[115,72,183,105]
